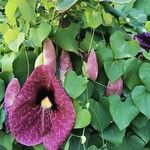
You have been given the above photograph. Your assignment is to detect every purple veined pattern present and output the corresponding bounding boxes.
[6,65,76,150]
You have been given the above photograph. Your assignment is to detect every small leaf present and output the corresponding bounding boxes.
[143,51,150,61]
[139,63,150,90]
[104,59,124,82]
[132,85,150,119]
[34,144,45,150]
[110,31,139,59]
[85,8,102,29]
[56,0,78,13]
[53,23,80,52]
[74,109,91,129]
[0,132,14,150]
[103,124,126,146]
[109,95,139,130]
[13,50,37,85]
[64,70,88,99]
[17,0,36,22]
[29,22,51,47]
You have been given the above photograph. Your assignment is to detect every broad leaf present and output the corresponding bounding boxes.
[109,95,139,130]
[110,31,139,59]
[139,63,150,91]
[74,108,91,129]
[103,124,126,146]
[89,99,111,131]
[53,23,80,52]
[104,59,124,82]
[110,0,133,4]
[132,85,150,119]
[64,70,88,99]
[56,0,78,13]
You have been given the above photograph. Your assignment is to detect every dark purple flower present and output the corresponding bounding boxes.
[59,50,72,83]
[5,65,76,150]
[134,32,150,50]
[105,78,123,96]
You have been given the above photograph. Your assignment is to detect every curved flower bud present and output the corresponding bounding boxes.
[8,65,76,150]
[134,32,150,50]
[4,78,21,111]
[59,50,72,83]
[87,50,98,81]
[105,78,123,96]
[43,38,56,72]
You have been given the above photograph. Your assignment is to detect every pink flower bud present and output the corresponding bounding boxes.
[43,38,56,73]
[106,78,123,96]
[87,50,98,81]
[59,50,72,83]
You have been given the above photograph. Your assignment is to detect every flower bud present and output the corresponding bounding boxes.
[59,50,72,83]
[106,78,123,96]
[86,50,98,81]
[43,38,56,73]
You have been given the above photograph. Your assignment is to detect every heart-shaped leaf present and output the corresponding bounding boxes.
[139,63,150,91]
[110,31,139,59]
[132,85,150,119]
[104,59,124,82]
[109,95,139,130]
[64,70,88,99]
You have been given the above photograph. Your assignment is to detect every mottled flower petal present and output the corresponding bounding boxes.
[4,78,21,111]
[106,78,123,96]
[8,65,76,148]
[59,50,72,83]
[43,38,56,72]
[134,32,150,50]
[87,50,98,81]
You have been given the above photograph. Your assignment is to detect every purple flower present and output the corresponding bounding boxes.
[5,65,76,150]
[134,32,150,50]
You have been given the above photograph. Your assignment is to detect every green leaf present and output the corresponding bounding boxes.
[110,31,139,59]
[143,51,150,60]
[110,0,133,4]
[139,63,150,90]
[0,23,9,35]
[87,145,98,150]
[0,71,14,85]
[0,132,14,150]
[0,52,16,72]
[109,95,139,130]
[132,121,150,143]
[5,0,17,25]
[132,85,150,119]
[56,0,78,13]
[64,70,88,99]
[104,59,124,82]
[74,109,91,129]
[17,0,37,22]
[89,99,111,131]
[29,22,51,47]
[103,124,126,146]
[34,144,45,150]
[124,58,142,90]
[34,52,44,68]
[3,28,19,44]
[0,79,5,102]
[0,109,6,130]
[79,32,97,52]
[9,32,25,52]
[145,21,150,32]
[53,23,80,52]
[85,8,102,29]
[13,50,37,85]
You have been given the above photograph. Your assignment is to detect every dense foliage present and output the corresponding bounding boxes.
[0,0,150,150]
